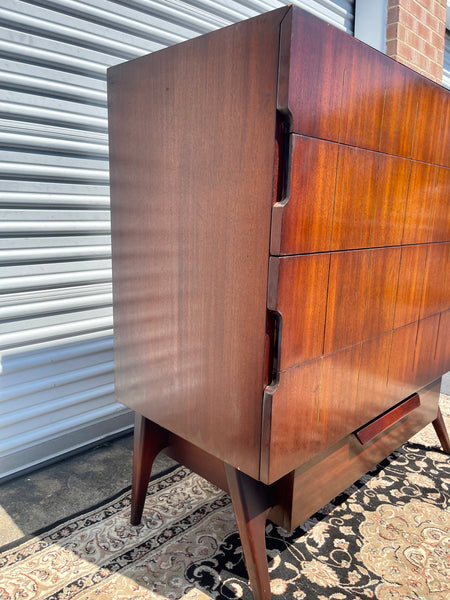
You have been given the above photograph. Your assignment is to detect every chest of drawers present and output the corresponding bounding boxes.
[108,6,450,598]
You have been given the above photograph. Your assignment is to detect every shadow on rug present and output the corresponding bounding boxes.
[1,407,449,600]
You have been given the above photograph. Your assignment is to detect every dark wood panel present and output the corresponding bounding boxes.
[379,65,418,158]
[319,343,362,441]
[331,145,378,250]
[414,315,441,389]
[108,7,288,480]
[261,358,323,484]
[387,322,419,401]
[429,167,450,243]
[278,7,344,141]
[394,244,428,329]
[268,254,330,369]
[439,93,450,167]
[420,242,449,319]
[324,249,370,354]
[264,344,367,483]
[435,310,450,376]
[371,154,410,247]
[281,380,441,531]
[363,247,401,340]
[338,42,386,151]
[412,79,446,165]
[355,394,420,445]
[402,161,437,245]
[356,332,393,419]
[271,135,338,255]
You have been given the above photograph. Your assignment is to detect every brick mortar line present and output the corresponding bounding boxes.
[393,0,447,21]
[398,5,446,26]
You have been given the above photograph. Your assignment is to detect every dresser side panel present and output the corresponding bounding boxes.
[107,8,288,479]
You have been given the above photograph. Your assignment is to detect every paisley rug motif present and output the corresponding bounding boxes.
[0,402,449,600]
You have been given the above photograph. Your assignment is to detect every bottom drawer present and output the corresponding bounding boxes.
[269,379,441,531]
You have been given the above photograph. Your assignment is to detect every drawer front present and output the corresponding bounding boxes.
[277,7,449,165]
[270,380,441,531]
[262,325,447,483]
[271,134,449,257]
[268,244,449,371]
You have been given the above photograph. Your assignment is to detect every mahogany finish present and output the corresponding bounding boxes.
[355,394,421,445]
[108,7,449,599]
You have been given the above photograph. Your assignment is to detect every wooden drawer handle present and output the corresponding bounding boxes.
[355,394,421,445]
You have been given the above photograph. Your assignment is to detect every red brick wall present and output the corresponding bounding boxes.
[386,0,447,81]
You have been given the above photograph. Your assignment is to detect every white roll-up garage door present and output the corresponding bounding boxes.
[443,30,450,89]
[0,0,354,481]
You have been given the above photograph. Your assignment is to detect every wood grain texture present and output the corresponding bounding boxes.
[356,332,393,417]
[402,161,438,245]
[412,80,446,165]
[379,65,417,158]
[371,154,410,248]
[420,242,449,319]
[324,249,370,354]
[413,314,442,389]
[387,322,419,401]
[282,380,441,529]
[338,42,386,151]
[362,247,401,340]
[394,244,428,329]
[429,167,450,243]
[108,7,288,479]
[331,146,378,251]
[271,135,338,255]
[436,310,450,376]
[268,254,330,369]
[355,394,420,445]
[278,7,344,141]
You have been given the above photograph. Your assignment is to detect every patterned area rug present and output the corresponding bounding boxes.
[1,400,449,600]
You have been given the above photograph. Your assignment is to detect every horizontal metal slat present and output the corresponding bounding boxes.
[1,57,106,99]
[0,160,109,183]
[0,403,126,455]
[0,245,111,264]
[1,384,114,429]
[106,0,230,31]
[0,32,112,77]
[0,191,109,208]
[0,290,112,320]
[33,0,198,46]
[0,129,108,158]
[0,334,113,374]
[0,360,113,404]
[0,220,109,234]
[0,314,113,350]
[0,98,107,132]
[0,269,111,293]
[1,1,162,58]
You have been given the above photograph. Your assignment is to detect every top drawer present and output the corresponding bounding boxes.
[277,7,449,166]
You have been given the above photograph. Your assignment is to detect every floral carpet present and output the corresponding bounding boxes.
[1,400,449,600]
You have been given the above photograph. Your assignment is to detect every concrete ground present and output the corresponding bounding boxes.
[0,433,175,547]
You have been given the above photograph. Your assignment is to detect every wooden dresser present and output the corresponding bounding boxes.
[108,6,450,599]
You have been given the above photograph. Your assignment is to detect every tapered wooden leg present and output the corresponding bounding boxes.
[131,413,168,525]
[432,407,450,454]
[224,463,273,600]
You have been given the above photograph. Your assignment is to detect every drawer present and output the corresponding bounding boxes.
[262,338,442,485]
[262,310,448,483]
[277,7,448,165]
[271,135,449,257]
[269,379,441,530]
